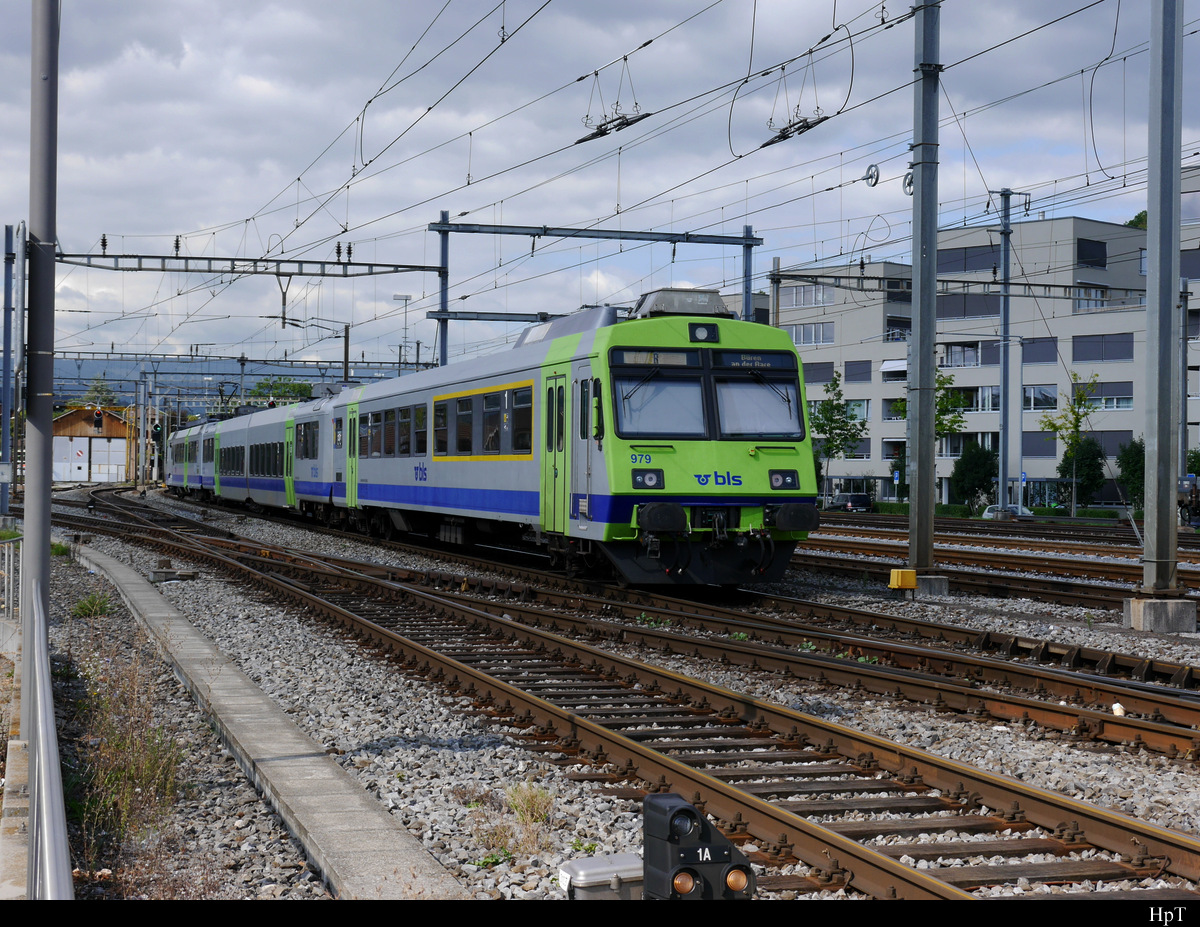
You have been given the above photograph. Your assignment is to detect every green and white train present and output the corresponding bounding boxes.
[167,288,820,584]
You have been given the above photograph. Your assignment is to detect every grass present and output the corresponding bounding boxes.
[51,541,72,556]
[71,592,112,619]
[61,599,184,891]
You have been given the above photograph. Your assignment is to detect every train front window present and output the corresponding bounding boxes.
[614,373,705,437]
[715,376,803,439]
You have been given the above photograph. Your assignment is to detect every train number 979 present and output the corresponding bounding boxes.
[631,453,653,464]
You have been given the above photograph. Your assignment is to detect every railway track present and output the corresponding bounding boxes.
[53,488,1200,899]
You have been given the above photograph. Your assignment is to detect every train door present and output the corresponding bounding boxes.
[284,419,296,508]
[346,403,360,509]
[572,365,593,527]
[542,374,569,535]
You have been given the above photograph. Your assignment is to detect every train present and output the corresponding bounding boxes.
[165,288,821,585]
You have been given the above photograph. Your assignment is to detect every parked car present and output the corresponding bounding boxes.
[829,492,872,513]
[981,504,1034,519]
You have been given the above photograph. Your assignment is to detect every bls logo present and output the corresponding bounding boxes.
[694,471,742,486]
[413,462,428,482]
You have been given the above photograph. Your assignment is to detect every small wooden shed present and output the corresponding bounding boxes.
[51,407,135,482]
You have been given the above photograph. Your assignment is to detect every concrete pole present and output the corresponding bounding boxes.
[1143,0,1183,594]
[907,1,941,570]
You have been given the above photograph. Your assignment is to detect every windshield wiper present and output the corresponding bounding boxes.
[621,368,661,404]
[750,370,793,411]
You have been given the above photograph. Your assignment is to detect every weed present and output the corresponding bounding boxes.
[798,640,817,652]
[71,592,112,619]
[51,541,72,556]
[634,612,671,629]
[856,655,879,664]
[571,837,599,854]
[729,631,749,642]
[507,781,553,825]
[475,847,514,868]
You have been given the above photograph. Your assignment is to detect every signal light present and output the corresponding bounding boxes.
[92,409,103,431]
[642,793,755,900]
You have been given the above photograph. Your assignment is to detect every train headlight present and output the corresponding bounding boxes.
[633,468,665,490]
[688,322,720,343]
[769,469,799,490]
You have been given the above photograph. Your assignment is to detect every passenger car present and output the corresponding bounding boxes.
[167,289,821,585]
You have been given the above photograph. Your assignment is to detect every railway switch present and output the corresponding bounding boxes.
[642,793,755,900]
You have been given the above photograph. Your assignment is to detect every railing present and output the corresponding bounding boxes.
[5,532,75,899]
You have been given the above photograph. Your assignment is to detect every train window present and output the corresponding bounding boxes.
[434,402,449,455]
[592,378,604,439]
[368,411,384,457]
[512,388,532,453]
[414,405,428,455]
[383,409,396,457]
[357,417,369,459]
[578,379,590,441]
[333,417,343,449]
[613,374,705,437]
[715,377,802,438]
[545,387,554,453]
[397,408,411,457]
[556,385,565,453]
[456,397,473,455]
[482,394,501,453]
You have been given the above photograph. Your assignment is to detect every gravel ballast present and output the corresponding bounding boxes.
[43,493,1200,898]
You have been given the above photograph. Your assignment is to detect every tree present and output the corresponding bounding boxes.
[1058,436,1106,508]
[1115,436,1145,509]
[949,441,997,514]
[1038,371,1098,515]
[249,376,312,401]
[82,377,117,407]
[1125,210,1148,229]
[808,370,868,503]
[887,369,967,440]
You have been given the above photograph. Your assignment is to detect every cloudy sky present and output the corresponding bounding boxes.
[1,1,1197,372]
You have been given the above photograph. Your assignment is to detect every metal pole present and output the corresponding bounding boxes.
[907,1,941,570]
[22,0,59,771]
[2,225,15,516]
[438,210,449,367]
[997,189,1012,510]
[771,256,781,329]
[342,323,350,383]
[1144,0,1183,593]
[742,224,754,322]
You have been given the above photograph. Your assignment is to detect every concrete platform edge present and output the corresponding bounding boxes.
[72,543,469,900]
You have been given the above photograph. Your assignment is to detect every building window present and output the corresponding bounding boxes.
[845,399,870,422]
[1140,248,1148,276]
[938,434,965,458]
[846,437,870,459]
[779,284,834,309]
[960,385,1000,413]
[1073,286,1109,313]
[941,342,999,368]
[1024,385,1057,411]
[1084,430,1134,457]
[1022,431,1057,458]
[883,398,906,421]
[1022,337,1057,365]
[1077,238,1107,269]
[787,321,835,345]
[1086,381,1133,411]
[844,360,871,383]
[804,361,835,384]
[1073,333,1133,362]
